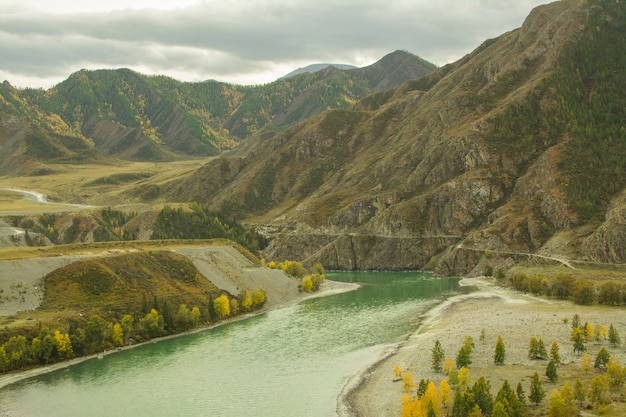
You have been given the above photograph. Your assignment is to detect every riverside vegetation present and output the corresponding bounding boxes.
[0,228,325,374]
[396,313,626,417]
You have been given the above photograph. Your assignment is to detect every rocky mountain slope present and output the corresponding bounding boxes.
[158,0,626,274]
[0,51,434,173]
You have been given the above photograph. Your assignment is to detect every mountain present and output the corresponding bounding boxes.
[158,0,626,274]
[281,63,358,79]
[0,51,434,172]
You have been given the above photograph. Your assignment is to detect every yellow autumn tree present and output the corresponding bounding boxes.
[214,294,231,319]
[420,381,441,417]
[53,330,73,359]
[457,367,472,391]
[402,370,416,393]
[580,353,593,373]
[111,323,124,347]
[439,379,452,409]
[301,276,313,293]
[442,357,455,374]
[393,364,403,380]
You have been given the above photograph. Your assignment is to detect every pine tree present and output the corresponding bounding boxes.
[608,324,621,347]
[529,372,546,406]
[457,345,472,368]
[431,339,445,373]
[494,335,506,365]
[516,381,527,406]
[546,360,558,383]
[594,347,611,370]
[472,376,493,416]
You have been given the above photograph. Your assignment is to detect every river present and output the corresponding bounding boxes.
[0,272,462,417]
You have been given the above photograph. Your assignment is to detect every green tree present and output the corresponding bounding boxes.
[472,376,493,416]
[456,345,472,368]
[207,295,217,322]
[417,378,430,398]
[432,339,445,372]
[546,360,558,383]
[516,381,527,407]
[494,335,506,365]
[529,372,546,406]
[594,347,611,370]
[608,324,621,347]
[572,280,595,305]
[85,315,108,351]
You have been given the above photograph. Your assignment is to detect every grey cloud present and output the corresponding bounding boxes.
[0,0,548,87]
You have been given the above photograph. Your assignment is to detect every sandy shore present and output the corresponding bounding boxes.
[339,277,626,417]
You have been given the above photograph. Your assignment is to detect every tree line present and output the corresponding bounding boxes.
[0,289,266,374]
[504,271,625,306]
[266,260,325,293]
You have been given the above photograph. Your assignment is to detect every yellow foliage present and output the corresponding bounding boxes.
[402,371,416,393]
[214,294,230,319]
[393,364,403,379]
[301,276,313,293]
[442,357,455,374]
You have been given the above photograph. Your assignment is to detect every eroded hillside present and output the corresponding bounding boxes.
[157,0,626,274]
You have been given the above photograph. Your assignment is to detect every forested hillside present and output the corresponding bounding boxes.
[0,50,434,168]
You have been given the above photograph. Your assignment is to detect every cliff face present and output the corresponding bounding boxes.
[161,0,626,274]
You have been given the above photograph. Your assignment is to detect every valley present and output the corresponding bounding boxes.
[1,0,626,416]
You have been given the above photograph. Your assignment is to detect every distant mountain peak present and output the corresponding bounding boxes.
[280,63,358,79]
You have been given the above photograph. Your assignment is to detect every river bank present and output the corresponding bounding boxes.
[0,278,360,391]
[338,277,626,417]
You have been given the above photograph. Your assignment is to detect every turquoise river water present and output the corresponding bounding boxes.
[0,272,461,417]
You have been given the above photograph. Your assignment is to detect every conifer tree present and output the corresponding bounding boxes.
[546,360,558,383]
[494,335,506,365]
[608,324,621,347]
[529,372,546,406]
[431,339,445,373]
[594,347,611,370]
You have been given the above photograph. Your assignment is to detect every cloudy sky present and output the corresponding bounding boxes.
[1,0,549,89]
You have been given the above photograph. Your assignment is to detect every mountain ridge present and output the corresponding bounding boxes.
[154,0,626,275]
[0,50,434,174]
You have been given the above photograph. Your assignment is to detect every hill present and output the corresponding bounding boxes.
[0,51,434,173]
[156,0,626,275]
